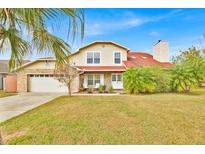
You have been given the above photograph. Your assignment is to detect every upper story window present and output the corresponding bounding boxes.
[87,51,100,64]
[114,52,121,64]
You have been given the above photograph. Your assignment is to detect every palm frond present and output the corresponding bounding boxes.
[0,8,84,69]
[33,28,70,64]
[0,27,30,69]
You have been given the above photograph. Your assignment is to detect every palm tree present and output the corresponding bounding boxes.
[0,8,84,69]
[170,63,198,92]
[123,67,157,94]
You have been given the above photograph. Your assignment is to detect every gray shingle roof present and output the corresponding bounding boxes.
[0,60,30,73]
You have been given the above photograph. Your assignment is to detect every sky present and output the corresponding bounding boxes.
[1,8,205,60]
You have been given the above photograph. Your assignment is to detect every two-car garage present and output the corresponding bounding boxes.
[28,74,68,92]
[16,59,79,93]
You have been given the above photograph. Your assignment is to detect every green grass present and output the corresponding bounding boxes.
[0,89,205,144]
[0,90,16,98]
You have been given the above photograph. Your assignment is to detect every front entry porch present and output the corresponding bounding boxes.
[80,72,123,90]
[111,73,123,89]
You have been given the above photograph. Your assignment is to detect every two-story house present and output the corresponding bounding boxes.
[15,40,172,93]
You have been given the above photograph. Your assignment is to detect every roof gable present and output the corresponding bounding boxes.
[71,41,129,56]
[14,58,55,72]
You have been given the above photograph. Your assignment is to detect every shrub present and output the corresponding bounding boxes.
[80,87,86,92]
[171,47,205,91]
[187,57,205,85]
[123,67,157,94]
[123,67,172,94]
[108,86,113,93]
[151,67,172,92]
[98,85,104,93]
[170,63,198,92]
[87,88,93,93]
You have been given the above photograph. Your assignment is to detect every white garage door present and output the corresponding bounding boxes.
[28,74,68,92]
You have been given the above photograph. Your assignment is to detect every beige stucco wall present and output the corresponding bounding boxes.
[70,43,128,66]
[17,61,79,93]
[153,40,169,62]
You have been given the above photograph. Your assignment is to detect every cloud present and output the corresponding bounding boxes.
[85,18,143,36]
[85,23,104,36]
[84,9,184,36]
[84,17,143,36]
[149,9,184,22]
[149,31,160,36]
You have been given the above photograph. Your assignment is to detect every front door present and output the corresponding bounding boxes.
[111,74,123,89]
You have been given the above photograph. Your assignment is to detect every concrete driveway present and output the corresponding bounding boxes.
[0,93,64,123]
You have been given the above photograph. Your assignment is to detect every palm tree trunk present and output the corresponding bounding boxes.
[185,85,190,92]
[184,82,190,92]
[180,82,186,92]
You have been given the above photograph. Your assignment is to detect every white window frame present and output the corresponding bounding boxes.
[86,51,101,65]
[111,73,123,82]
[111,73,123,89]
[87,74,101,86]
[113,51,122,65]
[84,74,104,88]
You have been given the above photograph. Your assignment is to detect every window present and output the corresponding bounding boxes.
[117,74,122,81]
[87,75,93,86]
[94,75,100,85]
[94,52,100,64]
[87,52,100,64]
[87,74,100,86]
[112,75,116,81]
[87,52,93,64]
[114,52,121,64]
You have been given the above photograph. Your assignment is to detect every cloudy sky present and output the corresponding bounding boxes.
[1,8,205,60]
[81,8,205,58]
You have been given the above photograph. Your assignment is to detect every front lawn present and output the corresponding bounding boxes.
[0,91,16,98]
[0,89,205,144]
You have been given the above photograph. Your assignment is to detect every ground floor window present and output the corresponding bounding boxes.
[87,74,100,86]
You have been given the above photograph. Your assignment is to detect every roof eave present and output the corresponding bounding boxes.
[13,59,56,72]
[81,70,126,72]
[71,41,130,57]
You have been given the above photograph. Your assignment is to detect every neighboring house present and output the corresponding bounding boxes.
[0,60,30,92]
[0,60,8,90]
[15,40,172,93]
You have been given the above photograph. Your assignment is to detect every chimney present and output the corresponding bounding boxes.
[153,40,169,62]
